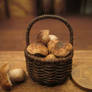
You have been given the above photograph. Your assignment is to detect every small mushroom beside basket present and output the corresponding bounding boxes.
[24,15,73,86]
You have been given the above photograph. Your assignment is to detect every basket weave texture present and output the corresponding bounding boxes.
[24,15,73,86]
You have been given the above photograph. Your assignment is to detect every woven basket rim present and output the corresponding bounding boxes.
[24,48,73,63]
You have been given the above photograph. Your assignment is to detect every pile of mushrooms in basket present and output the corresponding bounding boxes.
[27,30,73,61]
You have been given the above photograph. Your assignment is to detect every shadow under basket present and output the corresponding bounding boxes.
[24,15,74,86]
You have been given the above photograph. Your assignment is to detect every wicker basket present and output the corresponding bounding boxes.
[24,15,73,86]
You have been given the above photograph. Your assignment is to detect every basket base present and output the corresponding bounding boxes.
[30,75,69,87]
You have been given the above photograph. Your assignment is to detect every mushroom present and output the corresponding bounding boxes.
[44,54,56,61]
[37,30,50,44]
[8,68,26,84]
[48,40,73,57]
[52,48,69,57]
[0,63,12,90]
[27,42,48,56]
[48,39,59,53]
[53,43,73,57]
[65,43,73,52]
[49,34,58,41]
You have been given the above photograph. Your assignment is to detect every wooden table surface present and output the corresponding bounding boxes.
[0,50,92,92]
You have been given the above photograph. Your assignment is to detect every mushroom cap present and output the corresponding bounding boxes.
[8,68,26,83]
[0,64,12,90]
[44,54,56,61]
[2,74,13,90]
[48,39,59,53]
[65,43,73,51]
[27,42,48,56]
[55,41,64,49]
[49,34,58,41]
[37,30,50,44]
[52,48,70,57]
[48,41,73,57]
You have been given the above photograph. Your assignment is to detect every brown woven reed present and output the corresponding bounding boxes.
[24,15,73,86]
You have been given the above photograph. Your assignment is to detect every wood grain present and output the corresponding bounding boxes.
[0,50,91,92]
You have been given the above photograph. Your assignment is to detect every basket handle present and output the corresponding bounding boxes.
[26,15,73,46]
